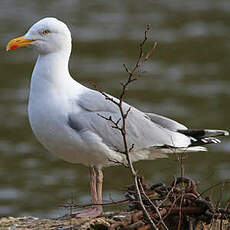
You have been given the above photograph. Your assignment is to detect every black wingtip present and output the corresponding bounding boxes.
[178,129,229,138]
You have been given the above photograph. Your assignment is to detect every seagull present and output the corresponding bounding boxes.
[7,17,229,218]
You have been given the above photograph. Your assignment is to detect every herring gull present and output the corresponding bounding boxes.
[7,17,229,218]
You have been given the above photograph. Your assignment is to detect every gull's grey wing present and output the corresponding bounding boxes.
[69,90,191,152]
[144,113,187,131]
[78,89,119,113]
[69,90,228,154]
[145,113,228,139]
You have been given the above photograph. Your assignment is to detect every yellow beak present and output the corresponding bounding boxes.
[6,35,34,51]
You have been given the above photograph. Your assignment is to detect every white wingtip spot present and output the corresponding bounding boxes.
[224,131,229,136]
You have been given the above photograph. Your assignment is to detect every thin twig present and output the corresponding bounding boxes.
[138,177,169,230]
[93,25,159,229]
[198,180,230,198]
[156,177,177,208]
[61,198,129,209]
[177,193,184,230]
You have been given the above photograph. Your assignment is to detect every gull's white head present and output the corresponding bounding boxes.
[7,17,72,55]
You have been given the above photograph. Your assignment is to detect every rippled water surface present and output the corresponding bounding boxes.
[0,0,230,217]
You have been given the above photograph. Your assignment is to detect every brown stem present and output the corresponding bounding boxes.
[93,25,158,229]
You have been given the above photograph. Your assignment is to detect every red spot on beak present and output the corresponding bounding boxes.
[10,44,19,50]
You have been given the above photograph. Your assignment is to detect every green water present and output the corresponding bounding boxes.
[0,0,229,217]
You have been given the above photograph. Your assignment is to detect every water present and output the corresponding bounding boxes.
[0,0,229,218]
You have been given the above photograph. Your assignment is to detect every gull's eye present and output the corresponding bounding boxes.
[42,29,50,35]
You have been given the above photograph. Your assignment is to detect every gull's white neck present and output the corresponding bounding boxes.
[29,50,87,106]
[32,51,71,87]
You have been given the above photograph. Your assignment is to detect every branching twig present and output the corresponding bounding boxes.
[138,177,169,230]
[92,25,159,229]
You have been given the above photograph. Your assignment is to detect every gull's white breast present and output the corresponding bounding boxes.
[28,77,79,161]
[28,59,116,167]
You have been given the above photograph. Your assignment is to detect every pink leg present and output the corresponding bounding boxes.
[73,166,103,218]
[96,168,103,214]
[89,166,97,204]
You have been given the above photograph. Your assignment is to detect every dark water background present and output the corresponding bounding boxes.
[0,0,230,217]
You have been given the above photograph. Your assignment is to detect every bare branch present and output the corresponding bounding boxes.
[90,81,120,106]
[108,158,129,168]
[144,41,158,61]
[97,113,122,131]
[93,25,159,229]
[129,143,135,152]
[138,177,169,230]
[124,107,132,119]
